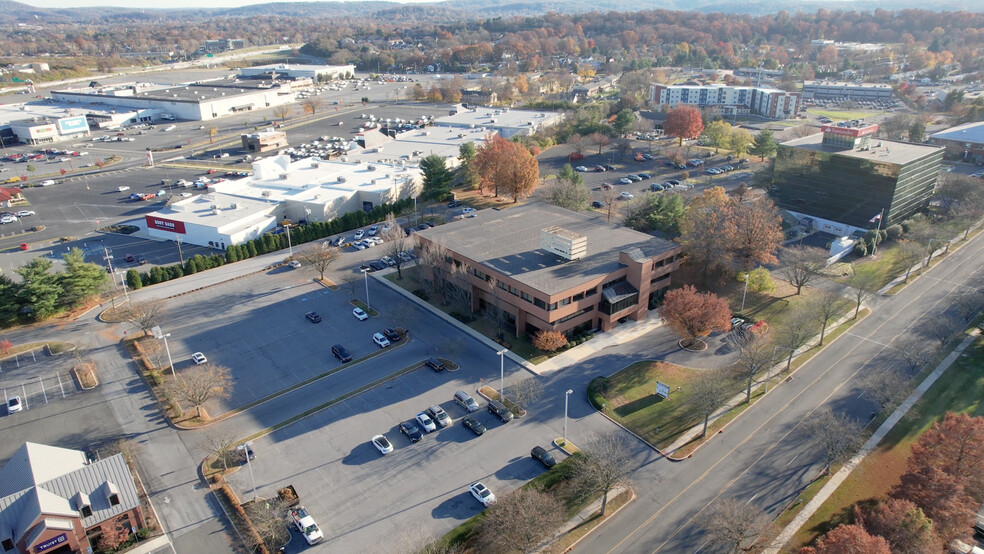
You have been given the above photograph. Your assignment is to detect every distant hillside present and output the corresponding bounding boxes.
[0,0,980,24]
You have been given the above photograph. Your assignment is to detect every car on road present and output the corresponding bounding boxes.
[425,358,445,372]
[454,391,480,412]
[462,415,486,436]
[191,352,207,365]
[305,311,322,323]
[619,192,634,200]
[7,396,22,414]
[371,434,393,454]
[383,328,401,342]
[487,399,514,422]
[40,180,56,186]
[618,177,632,185]
[415,412,437,433]
[469,482,496,506]
[460,207,477,215]
[427,405,451,428]
[331,344,352,363]
[400,421,423,443]
[353,229,365,240]
[117,186,130,192]
[353,307,369,321]
[372,332,391,348]
[531,446,557,468]
[591,201,604,208]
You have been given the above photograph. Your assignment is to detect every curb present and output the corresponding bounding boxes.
[71,365,99,390]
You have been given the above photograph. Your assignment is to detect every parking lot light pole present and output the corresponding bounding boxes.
[237,443,257,501]
[564,389,573,445]
[740,272,750,316]
[360,264,371,313]
[496,349,507,399]
[283,223,294,256]
[152,326,176,377]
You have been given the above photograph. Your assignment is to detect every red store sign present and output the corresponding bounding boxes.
[145,215,186,234]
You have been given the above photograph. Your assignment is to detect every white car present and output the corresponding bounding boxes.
[415,412,437,433]
[7,396,23,413]
[191,352,207,365]
[469,482,496,507]
[353,307,369,321]
[619,192,635,200]
[15,210,34,217]
[288,260,301,269]
[460,207,476,215]
[117,186,130,192]
[371,434,393,454]
[353,229,365,240]
[368,236,383,246]
[179,192,192,197]
[0,216,16,224]
[575,165,589,172]
[367,225,379,236]
[372,332,391,348]
[381,222,394,232]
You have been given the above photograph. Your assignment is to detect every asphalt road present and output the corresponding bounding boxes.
[570,226,984,553]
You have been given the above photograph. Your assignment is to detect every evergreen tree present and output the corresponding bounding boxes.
[16,258,63,320]
[750,129,778,161]
[126,269,142,289]
[0,275,21,326]
[59,248,107,308]
[420,154,453,196]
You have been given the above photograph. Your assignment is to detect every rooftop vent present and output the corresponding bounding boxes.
[541,226,587,261]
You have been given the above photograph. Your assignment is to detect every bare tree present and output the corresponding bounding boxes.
[688,369,733,437]
[482,277,510,340]
[242,495,292,553]
[295,243,339,280]
[698,497,772,554]
[809,289,847,346]
[846,269,880,319]
[891,339,937,376]
[802,407,863,476]
[163,363,233,420]
[896,240,924,283]
[774,305,819,372]
[601,185,619,222]
[954,289,984,321]
[778,246,828,295]
[923,313,964,349]
[199,430,240,472]
[300,96,322,115]
[473,487,566,554]
[728,331,773,403]
[859,365,914,416]
[382,214,412,280]
[544,178,592,212]
[570,432,634,516]
[507,377,545,410]
[416,240,458,306]
[118,299,168,334]
[273,105,291,121]
[589,131,611,155]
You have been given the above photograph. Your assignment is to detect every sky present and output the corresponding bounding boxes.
[18,0,436,8]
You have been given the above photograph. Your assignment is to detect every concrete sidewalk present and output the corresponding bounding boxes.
[763,327,981,553]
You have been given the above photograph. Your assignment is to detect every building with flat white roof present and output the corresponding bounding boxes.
[803,81,895,101]
[438,104,564,138]
[928,121,984,164]
[237,64,355,81]
[144,155,422,248]
[352,124,492,167]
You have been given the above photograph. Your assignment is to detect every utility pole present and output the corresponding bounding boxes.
[176,236,184,266]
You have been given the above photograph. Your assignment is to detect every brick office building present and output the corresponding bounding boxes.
[414,203,682,337]
[0,443,144,554]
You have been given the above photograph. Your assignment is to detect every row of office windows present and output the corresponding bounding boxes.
[467,266,599,311]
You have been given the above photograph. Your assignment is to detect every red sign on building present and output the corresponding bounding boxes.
[821,124,879,138]
[145,215,186,234]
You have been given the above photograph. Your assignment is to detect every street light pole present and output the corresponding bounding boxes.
[496,349,506,399]
[283,223,293,256]
[740,272,750,315]
[564,389,573,445]
[152,326,176,377]
[361,264,371,312]
[238,443,257,501]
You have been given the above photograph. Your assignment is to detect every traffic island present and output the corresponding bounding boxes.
[477,385,527,417]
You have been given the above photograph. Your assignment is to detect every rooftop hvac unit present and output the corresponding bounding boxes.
[262,190,272,197]
[337,176,346,182]
[210,204,217,210]
[458,134,465,138]
[212,209,220,215]
[367,165,376,171]
[489,119,496,123]
[280,173,289,179]
[371,179,377,184]
[230,203,238,209]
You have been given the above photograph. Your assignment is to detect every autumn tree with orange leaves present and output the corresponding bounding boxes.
[473,134,540,202]
[658,285,731,349]
[663,105,704,146]
[800,524,891,554]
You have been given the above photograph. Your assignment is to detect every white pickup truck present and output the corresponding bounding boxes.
[289,506,323,545]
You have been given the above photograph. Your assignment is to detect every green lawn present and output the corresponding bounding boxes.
[784,333,984,551]
[806,109,884,121]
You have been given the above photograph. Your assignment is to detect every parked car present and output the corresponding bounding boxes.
[371,434,393,454]
[7,395,22,413]
[427,405,451,427]
[305,311,322,323]
[626,174,642,182]
[531,446,557,468]
[637,173,652,180]
[117,186,130,192]
[353,307,369,321]
[415,412,437,433]
[454,391,480,412]
[353,229,365,240]
[460,207,477,215]
[425,358,445,372]
[574,166,588,172]
[469,482,496,506]
[288,260,301,269]
[618,177,632,185]
[462,415,486,436]
[332,344,352,363]
[400,420,423,443]
[447,200,462,208]
[380,256,396,267]
[368,260,386,271]
[488,399,514,423]
[619,192,634,200]
[591,201,604,208]
[367,225,379,236]
[383,328,401,342]
[372,332,391,348]
[604,164,616,171]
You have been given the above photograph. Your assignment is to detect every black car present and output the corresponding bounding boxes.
[305,311,322,323]
[531,446,557,468]
[425,358,445,372]
[383,328,401,342]
[638,172,652,180]
[418,223,430,231]
[331,344,352,363]
[666,179,681,186]
[604,164,616,171]
[368,260,386,271]
[488,399,513,423]
[400,421,423,443]
[591,201,604,209]
[462,415,486,436]
[447,200,462,208]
